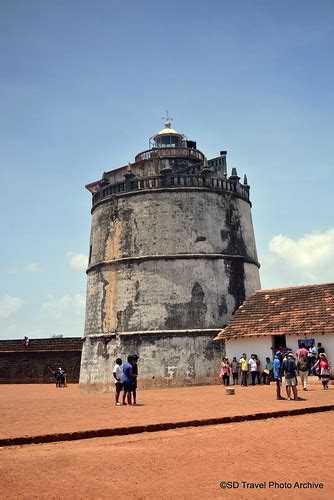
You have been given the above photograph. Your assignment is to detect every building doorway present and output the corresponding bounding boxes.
[272,334,286,352]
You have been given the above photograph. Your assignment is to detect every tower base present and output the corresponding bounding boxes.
[79,330,224,392]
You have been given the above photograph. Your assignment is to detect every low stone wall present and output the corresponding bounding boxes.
[0,338,83,384]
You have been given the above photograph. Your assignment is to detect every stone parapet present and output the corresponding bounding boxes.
[92,174,250,211]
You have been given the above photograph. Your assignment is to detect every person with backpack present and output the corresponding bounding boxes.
[297,355,309,391]
[283,353,298,400]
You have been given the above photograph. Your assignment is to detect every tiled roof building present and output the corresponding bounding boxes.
[214,283,334,340]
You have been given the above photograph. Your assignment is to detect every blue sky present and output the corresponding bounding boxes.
[1,0,333,339]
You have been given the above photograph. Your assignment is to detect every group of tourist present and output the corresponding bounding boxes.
[219,354,273,387]
[112,354,139,406]
[219,342,331,400]
[273,343,331,400]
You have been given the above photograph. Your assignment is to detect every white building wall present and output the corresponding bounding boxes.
[225,334,334,370]
[225,336,273,369]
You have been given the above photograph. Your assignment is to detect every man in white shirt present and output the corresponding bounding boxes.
[248,354,258,386]
[308,345,317,375]
[112,358,123,406]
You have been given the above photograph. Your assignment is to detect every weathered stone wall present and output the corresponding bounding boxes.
[85,190,260,337]
[84,259,260,336]
[89,191,259,265]
[80,332,224,391]
[0,338,82,384]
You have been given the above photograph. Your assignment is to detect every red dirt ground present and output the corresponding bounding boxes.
[0,381,333,440]
[1,412,333,499]
[1,383,333,499]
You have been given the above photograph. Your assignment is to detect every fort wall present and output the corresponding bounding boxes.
[0,338,82,384]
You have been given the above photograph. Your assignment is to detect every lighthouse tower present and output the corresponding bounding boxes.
[80,118,260,390]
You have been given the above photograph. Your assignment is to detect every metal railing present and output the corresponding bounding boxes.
[135,147,205,162]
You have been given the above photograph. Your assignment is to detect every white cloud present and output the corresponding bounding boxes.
[6,263,41,274]
[25,262,41,273]
[66,252,88,270]
[0,293,86,340]
[39,294,85,320]
[0,295,24,318]
[36,294,86,337]
[260,228,334,288]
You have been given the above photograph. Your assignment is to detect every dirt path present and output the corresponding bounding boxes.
[1,382,333,440]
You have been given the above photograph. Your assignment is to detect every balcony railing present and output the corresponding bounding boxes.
[92,174,250,208]
[135,147,205,162]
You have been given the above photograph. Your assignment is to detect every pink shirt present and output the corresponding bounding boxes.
[297,348,308,359]
[320,359,329,370]
[220,363,231,377]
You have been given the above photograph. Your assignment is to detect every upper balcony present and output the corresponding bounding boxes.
[135,147,205,163]
[91,171,250,211]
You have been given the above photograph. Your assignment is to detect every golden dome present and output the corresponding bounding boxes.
[156,127,180,136]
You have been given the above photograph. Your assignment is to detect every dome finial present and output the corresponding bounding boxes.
[162,110,173,129]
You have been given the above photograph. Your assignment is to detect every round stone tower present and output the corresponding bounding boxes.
[79,118,261,391]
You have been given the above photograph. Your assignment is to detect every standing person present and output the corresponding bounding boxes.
[112,358,123,406]
[255,355,261,384]
[282,351,289,368]
[297,343,308,360]
[283,353,298,401]
[248,354,258,386]
[239,354,248,387]
[262,357,273,385]
[130,354,139,405]
[219,357,228,385]
[231,357,239,385]
[122,355,134,405]
[313,353,331,390]
[273,352,284,400]
[60,369,66,388]
[297,355,309,391]
[317,342,325,358]
[316,343,325,379]
[55,367,63,388]
[308,345,317,375]
[221,358,231,386]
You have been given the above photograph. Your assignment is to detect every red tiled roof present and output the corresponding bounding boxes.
[214,283,334,340]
